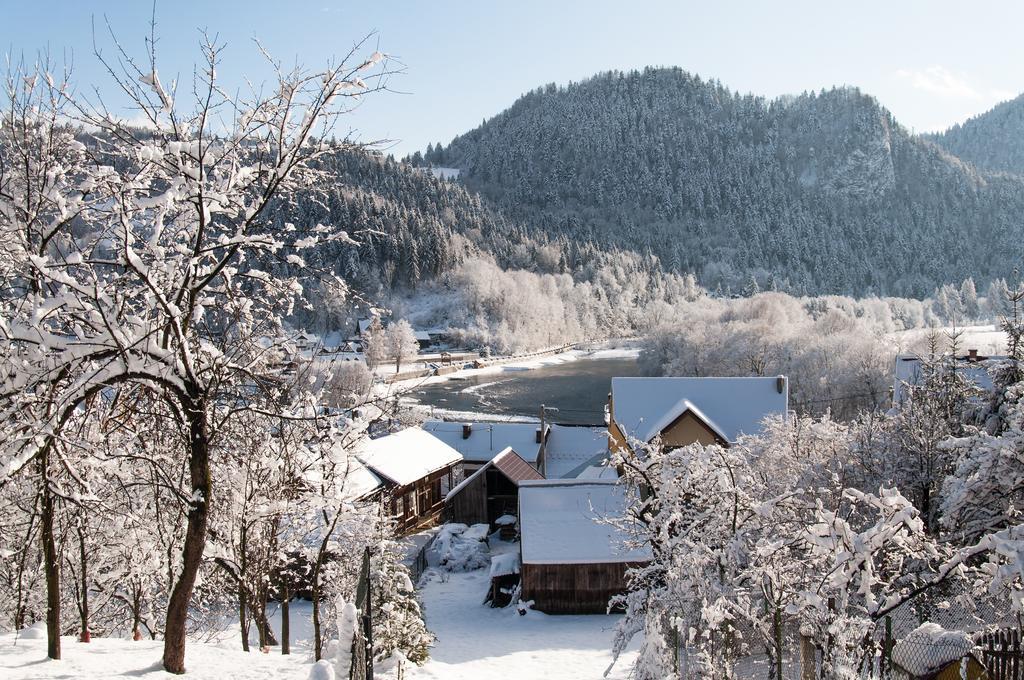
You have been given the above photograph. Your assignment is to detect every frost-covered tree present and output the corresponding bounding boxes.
[385,318,420,372]
[0,30,392,672]
[362,316,388,369]
[369,537,433,665]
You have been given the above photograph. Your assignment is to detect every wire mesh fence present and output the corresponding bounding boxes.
[678,598,1023,680]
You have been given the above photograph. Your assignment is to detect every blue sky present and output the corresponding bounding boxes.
[4,1,1023,157]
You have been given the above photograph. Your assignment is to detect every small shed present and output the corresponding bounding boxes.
[357,429,463,535]
[444,447,543,527]
[518,479,651,614]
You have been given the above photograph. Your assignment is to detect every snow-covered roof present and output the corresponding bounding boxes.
[892,353,1001,406]
[891,623,975,676]
[356,428,462,488]
[357,318,373,334]
[414,331,431,342]
[444,447,543,502]
[610,376,789,444]
[518,480,651,565]
[422,421,545,464]
[576,465,618,480]
[489,553,521,578]
[543,424,610,479]
[342,459,384,501]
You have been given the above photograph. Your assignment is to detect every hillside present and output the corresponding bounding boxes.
[423,68,1024,297]
[929,94,1024,176]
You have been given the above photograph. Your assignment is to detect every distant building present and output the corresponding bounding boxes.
[356,428,463,535]
[892,349,1004,408]
[517,479,651,614]
[607,376,789,453]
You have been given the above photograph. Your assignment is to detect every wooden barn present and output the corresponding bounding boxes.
[444,447,543,527]
[356,428,463,535]
[517,479,651,614]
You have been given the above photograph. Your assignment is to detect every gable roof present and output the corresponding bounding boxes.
[610,376,789,444]
[518,480,652,565]
[422,421,545,464]
[356,428,462,488]
[444,446,544,502]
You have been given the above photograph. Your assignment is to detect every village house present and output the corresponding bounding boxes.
[422,421,549,474]
[891,349,1005,408]
[517,479,651,614]
[607,376,789,453]
[356,428,463,535]
[443,446,544,527]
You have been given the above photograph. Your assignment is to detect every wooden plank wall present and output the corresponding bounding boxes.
[445,470,488,526]
[521,562,633,614]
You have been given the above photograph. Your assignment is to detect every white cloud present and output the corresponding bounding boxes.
[990,88,1017,103]
[894,66,980,99]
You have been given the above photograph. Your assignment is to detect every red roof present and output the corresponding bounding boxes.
[492,448,544,482]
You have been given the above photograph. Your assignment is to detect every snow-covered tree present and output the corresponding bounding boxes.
[385,319,420,372]
[363,316,388,369]
[0,30,392,672]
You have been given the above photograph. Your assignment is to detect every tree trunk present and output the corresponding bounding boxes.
[281,584,290,655]
[162,406,211,674]
[312,567,323,661]
[78,518,90,642]
[239,590,250,652]
[253,589,277,648]
[40,452,61,660]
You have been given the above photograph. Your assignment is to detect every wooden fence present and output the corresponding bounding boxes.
[981,629,1023,680]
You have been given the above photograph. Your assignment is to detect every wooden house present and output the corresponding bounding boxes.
[444,447,543,527]
[517,479,651,614]
[356,428,463,535]
[607,376,789,454]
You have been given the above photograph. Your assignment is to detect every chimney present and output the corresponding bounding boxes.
[776,375,786,394]
[535,427,543,444]
[967,348,978,361]
[462,423,472,439]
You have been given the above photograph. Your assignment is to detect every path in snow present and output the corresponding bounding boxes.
[405,566,639,680]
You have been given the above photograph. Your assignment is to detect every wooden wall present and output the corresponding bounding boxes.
[391,465,457,535]
[521,562,635,614]
[445,469,488,525]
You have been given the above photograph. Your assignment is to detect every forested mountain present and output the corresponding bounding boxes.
[929,94,1024,176]
[422,68,1024,297]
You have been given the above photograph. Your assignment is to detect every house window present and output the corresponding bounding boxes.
[405,491,416,517]
[417,484,430,514]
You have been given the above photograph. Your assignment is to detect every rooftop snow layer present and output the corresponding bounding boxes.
[543,424,609,479]
[610,376,788,443]
[891,622,974,676]
[518,480,651,565]
[423,421,545,464]
[357,428,462,487]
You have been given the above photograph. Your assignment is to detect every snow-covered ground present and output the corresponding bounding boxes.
[0,628,313,679]
[3,541,639,680]
[403,562,639,679]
